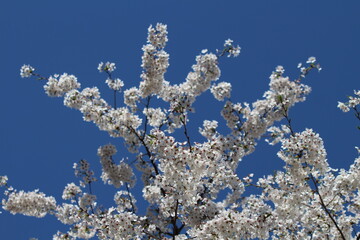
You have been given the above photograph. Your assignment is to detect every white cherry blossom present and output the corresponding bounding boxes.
[20,64,35,78]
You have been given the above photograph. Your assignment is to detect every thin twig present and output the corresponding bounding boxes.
[180,116,192,152]
[113,90,117,109]
[142,96,151,139]
[171,200,181,239]
[125,183,136,213]
[281,102,295,136]
[309,174,346,240]
[31,72,48,81]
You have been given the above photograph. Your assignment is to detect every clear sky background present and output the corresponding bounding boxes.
[1,0,360,239]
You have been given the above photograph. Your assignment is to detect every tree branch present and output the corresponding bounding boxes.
[309,174,346,240]
[180,116,192,152]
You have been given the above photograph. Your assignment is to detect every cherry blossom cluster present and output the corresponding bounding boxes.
[217,39,241,57]
[2,189,56,218]
[210,81,232,101]
[97,62,116,73]
[105,78,124,91]
[297,56,322,79]
[3,23,360,239]
[253,130,360,239]
[338,90,360,112]
[73,159,97,188]
[98,144,135,188]
[44,73,81,97]
[0,175,7,187]
[139,23,169,98]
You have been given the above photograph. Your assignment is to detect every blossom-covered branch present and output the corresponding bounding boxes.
[2,23,359,239]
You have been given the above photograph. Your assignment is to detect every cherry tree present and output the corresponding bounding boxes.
[1,23,360,239]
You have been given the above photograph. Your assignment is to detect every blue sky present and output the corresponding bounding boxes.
[1,0,360,239]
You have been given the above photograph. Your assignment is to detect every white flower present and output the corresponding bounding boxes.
[69,221,96,239]
[2,189,56,218]
[265,125,289,145]
[210,82,232,101]
[73,159,96,186]
[105,78,124,91]
[199,120,218,139]
[55,203,81,225]
[242,173,254,183]
[143,107,166,127]
[223,39,241,57]
[97,144,117,157]
[78,193,96,209]
[348,96,360,107]
[306,56,316,64]
[337,101,350,112]
[138,23,169,98]
[44,73,81,97]
[62,183,82,200]
[124,87,140,109]
[300,67,307,74]
[182,52,220,98]
[224,39,233,46]
[139,46,169,97]
[98,61,116,72]
[147,23,168,49]
[20,64,34,78]
[228,45,241,57]
[98,144,136,188]
[278,128,328,174]
[0,175,8,187]
[355,146,360,154]
[275,65,285,74]
[316,64,322,71]
[114,190,137,212]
